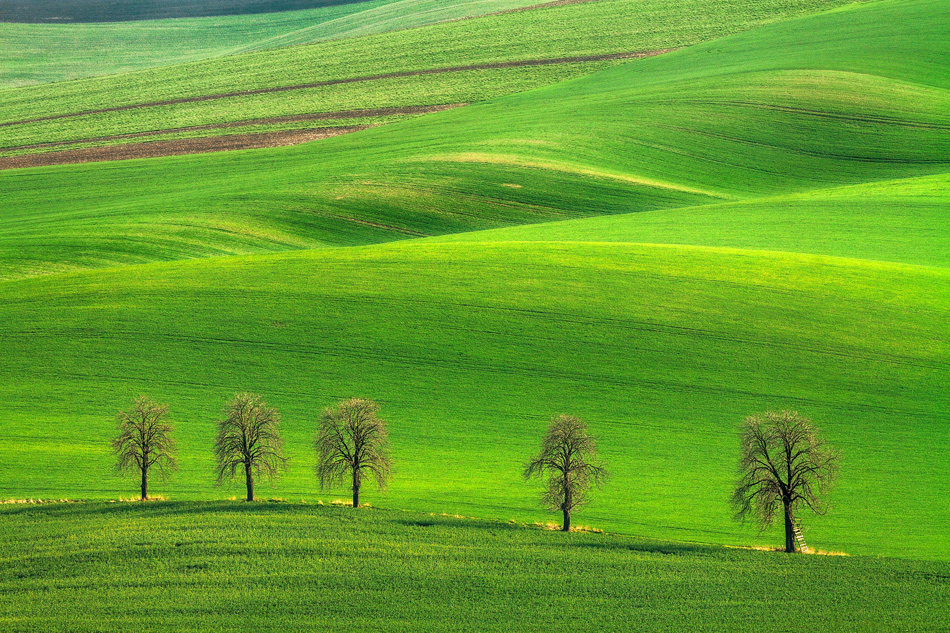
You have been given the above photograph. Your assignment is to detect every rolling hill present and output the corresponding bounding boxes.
[0,0,947,570]
[1,0,947,279]
[0,0,858,160]
[1,235,947,559]
[0,0,555,87]
[1,502,947,632]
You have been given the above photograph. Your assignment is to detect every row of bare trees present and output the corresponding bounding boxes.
[526,410,840,550]
[114,394,839,552]
[113,393,391,505]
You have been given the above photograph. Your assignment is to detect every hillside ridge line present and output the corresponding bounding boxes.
[0,50,675,128]
[0,104,467,151]
[0,126,368,170]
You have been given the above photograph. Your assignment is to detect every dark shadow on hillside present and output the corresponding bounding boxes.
[0,0,367,24]
[395,516,528,532]
[0,502,756,560]
[398,519,438,528]
[570,538,725,558]
[0,499,331,519]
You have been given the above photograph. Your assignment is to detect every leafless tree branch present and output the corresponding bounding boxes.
[524,414,608,532]
[315,398,392,508]
[112,395,177,500]
[732,410,840,553]
[213,392,287,501]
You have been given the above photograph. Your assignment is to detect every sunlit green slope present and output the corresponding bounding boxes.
[0,0,855,154]
[0,0,549,87]
[0,0,856,114]
[433,173,950,267]
[1,0,947,279]
[1,241,947,560]
[1,503,948,632]
[382,0,950,199]
[1,0,947,564]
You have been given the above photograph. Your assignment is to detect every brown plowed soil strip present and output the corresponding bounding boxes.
[448,0,602,23]
[0,50,674,128]
[2,103,466,152]
[490,0,603,16]
[0,126,369,170]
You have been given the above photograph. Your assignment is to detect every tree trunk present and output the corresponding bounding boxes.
[783,500,796,553]
[562,482,572,532]
[352,468,360,508]
[245,463,254,502]
[140,464,148,501]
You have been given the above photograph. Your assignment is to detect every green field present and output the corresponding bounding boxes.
[0,0,378,22]
[2,0,947,279]
[1,502,947,632]
[436,173,950,267]
[0,0,858,158]
[2,238,947,559]
[0,0,549,87]
[0,1,948,627]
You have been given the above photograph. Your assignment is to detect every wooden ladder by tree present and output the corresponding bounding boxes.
[792,520,810,554]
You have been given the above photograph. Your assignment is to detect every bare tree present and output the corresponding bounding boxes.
[524,414,607,532]
[732,410,840,553]
[214,392,287,502]
[112,395,177,500]
[315,398,392,508]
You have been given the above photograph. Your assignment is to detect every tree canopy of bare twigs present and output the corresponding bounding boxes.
[213,392,287,502]
[315,398,392,508]
[732,410,840,553]
[112,395,177,500]
[524,414,607,532]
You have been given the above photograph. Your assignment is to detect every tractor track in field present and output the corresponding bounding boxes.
[473,0,605,19]
[19,325,944,421]
[0,104,471,169]
[0,104,467,152]
[0,126,369,169]
[0,50,674,128]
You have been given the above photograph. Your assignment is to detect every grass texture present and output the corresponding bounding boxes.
[0,0,379,22]
[0,0,857,145]
[1,0,946,279]
[1,240,947,560]
[433,173,950,268]
[0,0,548,87]
[0,0,947,571]
[0,502,947,632]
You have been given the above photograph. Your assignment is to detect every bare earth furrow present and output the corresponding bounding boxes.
[0,126,369,169]
[0,104,466,151]
[0,51,674,128]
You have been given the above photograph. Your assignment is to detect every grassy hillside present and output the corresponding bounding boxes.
[1,502,947,632]
[1,0,947,571]
[434,173,950,267]
[0,0,375,22]
[0,0,857,153]
[1,0,946,279]
[1,240,947,560]
[0,0,548,88]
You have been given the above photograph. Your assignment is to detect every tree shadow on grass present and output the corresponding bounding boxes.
[0,499,330,520]
[395,513,546,534]
[569,538,723,558]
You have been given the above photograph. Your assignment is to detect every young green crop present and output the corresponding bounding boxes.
[0,0,947,571]
[0,0,548,88]
[0,61,617,150]
[1,0,946,279]
[432,173,950,268]
[1,240,946,559]
[0,0,858,132]
[0,502,947,631]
